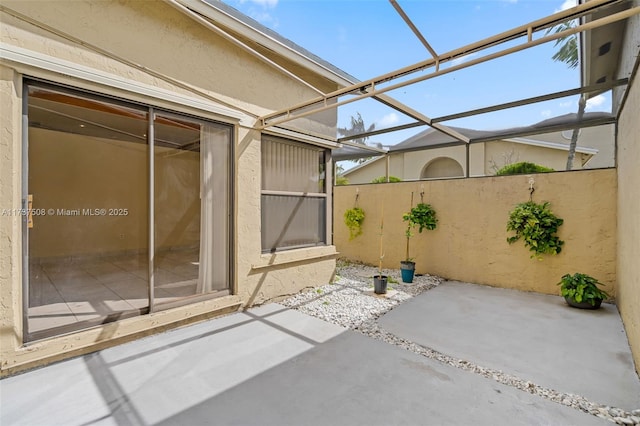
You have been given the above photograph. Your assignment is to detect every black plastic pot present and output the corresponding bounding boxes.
[374,275,388,294]
[564,296,602,310]
[400,261,416,283]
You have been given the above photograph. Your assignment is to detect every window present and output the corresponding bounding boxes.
[23,81,232,341]
[261,135,328,252]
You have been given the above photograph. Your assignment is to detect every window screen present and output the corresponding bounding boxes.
[261,136,327,252]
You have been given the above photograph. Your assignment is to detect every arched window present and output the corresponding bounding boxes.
[421,157,464,179]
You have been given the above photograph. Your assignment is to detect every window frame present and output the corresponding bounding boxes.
[260,134,332,253]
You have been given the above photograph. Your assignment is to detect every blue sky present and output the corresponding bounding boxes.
[222,0,609,146]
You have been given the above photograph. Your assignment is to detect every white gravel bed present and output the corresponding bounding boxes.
[280,263,441,329]
[279,261,640,425]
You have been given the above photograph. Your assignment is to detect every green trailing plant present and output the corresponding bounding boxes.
[558,273,609,306]
[506,201,564,259]
[344,207,365,240]
[496,162,554,176]
[403,203,438,233]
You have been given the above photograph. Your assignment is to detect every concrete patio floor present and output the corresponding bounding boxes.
[1,281,638,425]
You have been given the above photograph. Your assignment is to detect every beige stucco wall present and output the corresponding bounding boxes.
[0,1,338,376]
[469,143,485,176]
[334,169,617,297]
[525,125,616,169]
[342,155,401,184]
[617,67,640,374]
[28,129,150,257]
[27,128,204,258]
[0,65,24,376]
[484,140,589,173]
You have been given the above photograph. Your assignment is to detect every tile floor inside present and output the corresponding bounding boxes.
[27,248,200,334]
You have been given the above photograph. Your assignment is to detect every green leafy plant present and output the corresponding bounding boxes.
[558,273,609,306]
[344,207,365,240]
[371,176,402,183]
[496,162,554,176]
[401,199,437,264]
[335,175,349,186]
[403,203,438,233]
[506,201,564,259]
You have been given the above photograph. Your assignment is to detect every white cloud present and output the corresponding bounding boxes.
[541,110,552,118]
[559,100,574,108]
[377,113,400,127]
[241,0,278,7]
[585,94,606,110]
[557,0,576,12]
[236,0,279,26]
[253,11,278,26]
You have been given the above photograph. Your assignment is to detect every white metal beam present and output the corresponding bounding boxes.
[433,78,629,123]
[337,121,424,143]
[373,94,470,142]
[389,0,438,59]
[258,0,635,129]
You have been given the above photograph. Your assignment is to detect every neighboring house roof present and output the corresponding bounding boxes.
[333,144,388,161]
[387,126,490,153]
[343,113,607,176]
[503,137,598,155]
[386,112,614,153]
[342,155,386,176]
[581,0,631,93]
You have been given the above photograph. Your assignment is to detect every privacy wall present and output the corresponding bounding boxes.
[616,31,640,374]
[334,168,617,296]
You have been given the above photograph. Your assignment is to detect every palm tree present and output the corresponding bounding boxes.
[548,20,584,170]
[549,21,579,69]
[337,112,376,164]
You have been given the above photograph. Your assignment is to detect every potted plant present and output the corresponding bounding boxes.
[401,200,438,283]
[373,205,387,294]
[558,273,609,309]
[344,206,365,240]
[506,200,564,259]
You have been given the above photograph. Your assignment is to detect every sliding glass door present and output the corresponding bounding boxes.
[152,113,230,307]
[24,81,232,341]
